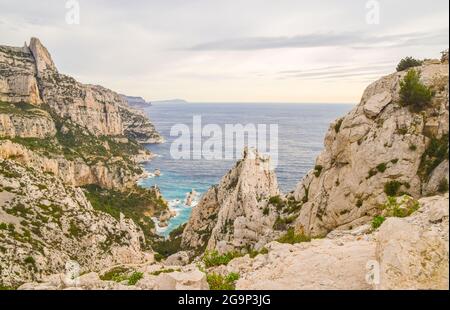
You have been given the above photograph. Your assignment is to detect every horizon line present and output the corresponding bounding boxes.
[149,101,357,105]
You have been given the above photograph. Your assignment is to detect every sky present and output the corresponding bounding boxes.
[0,0,448,103]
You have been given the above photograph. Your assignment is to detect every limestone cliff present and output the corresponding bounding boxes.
[181,148,280,253]
[0,38,170,288]
[119,105,164,144]
[292,58,449,237]
[0,158,153,287]
[0,38,162,142]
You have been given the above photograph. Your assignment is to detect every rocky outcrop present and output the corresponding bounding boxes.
[423,160,449,196]
[119,105,164,144]
[292,60,449,237]
[121,95,152,109]
[0,45,42,105]
[0,140,140,189]
[231,194,448,290]
[182,148,280,253]
[18,263,208,290]
[1,38,162,142]
[0,158,152,287]
[375,194,449,290]
[0,107,56,138]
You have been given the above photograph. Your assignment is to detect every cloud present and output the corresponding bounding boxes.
[278,62,395,80]
[188,29,449,51]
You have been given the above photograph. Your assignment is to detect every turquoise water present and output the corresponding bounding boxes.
[138,103,353,236]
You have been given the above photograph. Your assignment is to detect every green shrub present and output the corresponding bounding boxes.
[367,169,378,179]
[384,181,403,196]
[277,228,311,244]
[409,144,417,151]
[262,207,270,216]
[150,268,180,276]
[248,247,269,258]
[356,199,363,208]
[314,165,323,177]
[268,195,285,210]
[83,184,167,244]
[438,178,449,193]
[383,196,420,218]
[376,163,387,173]
[128,272,143,285]
[100,267,129,282]
[372,216,386,229]
[399,69,433,110]
[334,118,344,133]
[269,195,282,205]
[419,134,449,180]
[24,256,35,265]
[396,57,423,72]
[207,272,240,290]
[202,250,242,268]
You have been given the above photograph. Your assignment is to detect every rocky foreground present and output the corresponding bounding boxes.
[18,193,448,290]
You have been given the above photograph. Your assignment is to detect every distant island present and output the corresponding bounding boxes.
[152,99,188,105]
[120,95,152,109]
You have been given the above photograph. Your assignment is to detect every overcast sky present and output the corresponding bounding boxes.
[0,0,448,103]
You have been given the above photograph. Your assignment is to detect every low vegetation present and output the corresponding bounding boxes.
[151,223,185,259]
[202,250,242,268]
[399,69,433,110]
[127,272,144,285]
[314,165,323,177]
[396,57,423,72]
[83,184,168,244]
[99,267,144,285]
[207,272,240,290]
[418,133,449,181]
[384,181,403,196]
[372,216,386,229]
[248,247,269,259]
[334,118,344,133]
[277,228,311,244]
[150,268,180,276]
[100,267,130,282]
[383,196,420,218]
[438,178,449,194]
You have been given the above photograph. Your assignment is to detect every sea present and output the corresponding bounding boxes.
[137,103,354,237]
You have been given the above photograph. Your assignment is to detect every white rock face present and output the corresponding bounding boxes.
[0,158,151,287]
[292,60,449,237]
[0,45,42,105]
[18,264,209,290]
[376,194,449,290]
[363,91,392,119]
[236,238,376,290]
[0,38,162,142]
[234,194,448,290]
[0,140,139,189]
[0,109,56,138]
[182,148,280,252]
[164,251,190,266]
